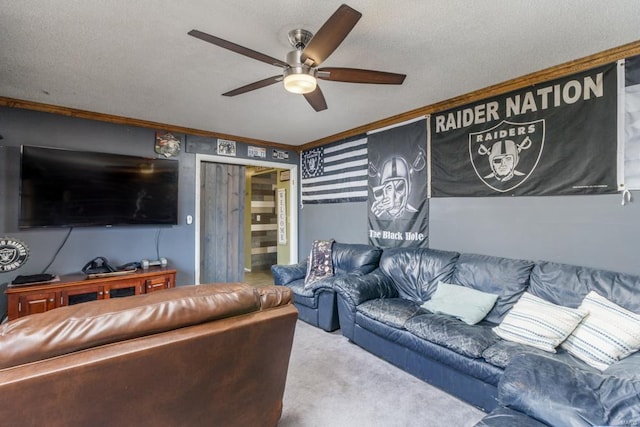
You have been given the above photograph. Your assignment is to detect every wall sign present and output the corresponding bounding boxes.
[155,131,181,157]
[0,237,29,272]
[277,188,287,245]
[217,139,237,156]
[431,63,619,196]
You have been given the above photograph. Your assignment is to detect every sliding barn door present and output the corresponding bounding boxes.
[200,162,245,283]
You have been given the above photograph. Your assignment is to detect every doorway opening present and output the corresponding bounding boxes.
[195,154,298,285]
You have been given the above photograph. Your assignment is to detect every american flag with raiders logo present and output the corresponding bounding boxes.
[301,136,368,204]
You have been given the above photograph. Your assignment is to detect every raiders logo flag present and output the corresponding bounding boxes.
[430,63,618,197]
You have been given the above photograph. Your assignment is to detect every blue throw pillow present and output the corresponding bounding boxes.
[421,281,498,325]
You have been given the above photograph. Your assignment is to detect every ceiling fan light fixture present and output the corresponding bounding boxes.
[283,72,317,94]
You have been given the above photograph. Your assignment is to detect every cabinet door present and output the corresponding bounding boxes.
[104,279,143,299]
[144,274,173,293]
[60,284,105,306]
[18,291,58,318]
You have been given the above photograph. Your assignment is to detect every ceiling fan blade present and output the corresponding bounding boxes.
[222,75,282,97]
[318,67,406,84]
[303,86,328,112]
[301,4,362,67]
[188,29,289,68]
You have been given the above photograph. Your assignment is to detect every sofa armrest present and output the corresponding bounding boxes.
[333,269,398,307]
[271,260,307,286]
[499,353,640,427]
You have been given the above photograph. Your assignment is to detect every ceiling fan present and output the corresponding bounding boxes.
[188,4,406,112]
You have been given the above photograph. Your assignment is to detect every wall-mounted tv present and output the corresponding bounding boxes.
[19,146,179,228]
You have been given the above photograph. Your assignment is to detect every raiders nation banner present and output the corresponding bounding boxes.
[431,63,619,196]
[368,119,429,248]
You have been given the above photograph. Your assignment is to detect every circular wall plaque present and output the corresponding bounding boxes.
[0,237,29,272]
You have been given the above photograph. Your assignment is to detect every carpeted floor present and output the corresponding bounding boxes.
[280,321,486,427]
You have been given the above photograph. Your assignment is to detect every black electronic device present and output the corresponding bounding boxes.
[82,257,116,275]
[117,261,141,271]
[11,273,56,285]
[19,146,179,228]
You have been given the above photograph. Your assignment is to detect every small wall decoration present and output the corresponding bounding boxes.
[0,237,29,272]
[155,132,181,157]
[248,146,266,158]
[217,139,237,156]
[280,170,290,181]
[277,188,287,244]
[272,149,289,160]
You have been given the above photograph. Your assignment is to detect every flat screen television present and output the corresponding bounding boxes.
[19,146,179,228]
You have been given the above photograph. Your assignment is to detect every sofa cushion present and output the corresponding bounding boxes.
[405,313,500,358]
[561,291,640,371]
[287,278,315,298]
[528,260,640,313]
[482,340,553,369]
[482,340,596,371]
[332,242,382,275]
[0,283,268,369]
[421,281,498,325]
[357,298,422,329]
[378,247,459,303]
[493,292,587,353]
[450,253,534,324]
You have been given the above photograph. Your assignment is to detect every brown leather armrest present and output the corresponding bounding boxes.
[257,285,292,309]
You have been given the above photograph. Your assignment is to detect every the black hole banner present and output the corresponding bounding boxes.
[368,119,429,248]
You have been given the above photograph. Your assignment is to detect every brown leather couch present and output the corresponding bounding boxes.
[0,283,297,427]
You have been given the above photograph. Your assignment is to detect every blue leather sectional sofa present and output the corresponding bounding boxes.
[271,242,382,332]
[326,246,640,426]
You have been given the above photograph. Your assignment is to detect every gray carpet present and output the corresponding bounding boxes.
[280,321,486,427]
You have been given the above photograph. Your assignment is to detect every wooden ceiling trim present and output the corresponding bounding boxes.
[300,39,640,152]
[0,96,295,151]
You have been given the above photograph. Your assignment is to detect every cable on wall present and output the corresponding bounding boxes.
[42,227,73,273]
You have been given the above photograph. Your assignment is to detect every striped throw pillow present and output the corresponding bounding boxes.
[493,292,587,352]
[561,291,640,371]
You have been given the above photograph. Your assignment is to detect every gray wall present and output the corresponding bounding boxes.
[0,107,295,286]
[299,202,369,254]
[0,107,197,285]
[299,194,640,276]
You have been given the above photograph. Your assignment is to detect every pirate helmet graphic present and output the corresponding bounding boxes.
[379,157,410,216]
[370,152,426,219]
[487,139,521,182]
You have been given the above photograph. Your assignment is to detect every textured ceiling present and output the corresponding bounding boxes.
[2,1,640,146]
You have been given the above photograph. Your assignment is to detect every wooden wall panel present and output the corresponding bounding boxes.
[200,162,245,283]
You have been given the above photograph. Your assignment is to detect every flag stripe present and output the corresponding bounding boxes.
[302,190,368,201]
[302,137,368,204]
[302,168,366,185]
[324,148,367,163]
[325,158,367,172]
[302,179,368,193]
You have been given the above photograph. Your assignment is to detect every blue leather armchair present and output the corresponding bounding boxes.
[271,242,381,332]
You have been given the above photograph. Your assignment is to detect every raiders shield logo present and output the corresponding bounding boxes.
[469,119,545,192]
[0,237,29,272]
[302,148,323,178]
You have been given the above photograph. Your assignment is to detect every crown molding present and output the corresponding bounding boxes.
[0,96,294,150]
[300,39,640,152]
